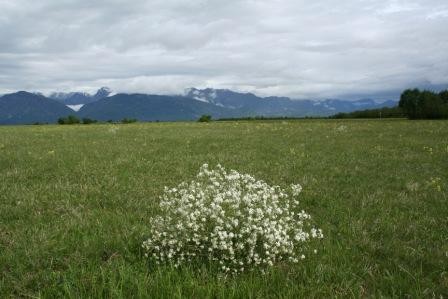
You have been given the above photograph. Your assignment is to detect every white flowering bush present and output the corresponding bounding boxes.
[142,164,323,274]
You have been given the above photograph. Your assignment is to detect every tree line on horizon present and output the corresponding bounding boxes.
[333,88,448,119]
[57,115,137,125]
[330,106,405,119]
[399,89,448,119]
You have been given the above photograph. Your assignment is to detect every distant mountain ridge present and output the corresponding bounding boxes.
[49,87,112,105]
[185,88,396,117]
[0,91,73,124]
[0,87,397,124]
[78,93,233,121]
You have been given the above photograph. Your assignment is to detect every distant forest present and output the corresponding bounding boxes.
[399,89,448,119]
[332,89,448,119]
[330,106,405,119]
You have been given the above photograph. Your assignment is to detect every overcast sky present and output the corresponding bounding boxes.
[1,0,447,100]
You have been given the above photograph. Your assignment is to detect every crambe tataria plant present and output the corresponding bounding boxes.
[142,164,323,274]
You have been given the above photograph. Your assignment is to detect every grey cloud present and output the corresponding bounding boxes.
[0,0,447,99]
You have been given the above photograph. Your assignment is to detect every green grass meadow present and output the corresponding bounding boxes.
[0,120,447,298]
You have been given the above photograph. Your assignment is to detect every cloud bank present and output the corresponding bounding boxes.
[1,0,447,99]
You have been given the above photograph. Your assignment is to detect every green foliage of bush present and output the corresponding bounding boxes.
[57,115,81,124]
[82,118,98,124]
[121,118,138,124]
[198,115,212,122]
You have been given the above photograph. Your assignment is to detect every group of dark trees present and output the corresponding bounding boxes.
[58,115,138,125]
[331,107,405,119]
[332,89,448,119]
[120,118,138,124]
[58,115,80,124]
[58,115,98,125]
[198,115,212,122]
[398,89,448,119]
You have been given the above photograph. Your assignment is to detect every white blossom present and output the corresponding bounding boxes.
[142,164,323,274]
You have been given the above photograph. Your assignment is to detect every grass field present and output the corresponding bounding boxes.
[0,119,447,298]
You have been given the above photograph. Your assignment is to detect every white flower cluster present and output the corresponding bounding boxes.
[142,164,323,274]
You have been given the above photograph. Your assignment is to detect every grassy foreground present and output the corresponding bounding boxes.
[0,120,447,298]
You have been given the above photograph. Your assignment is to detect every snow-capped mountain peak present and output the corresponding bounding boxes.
[93,87,112,99]
[49,87,113,105]
[185,88,218,103]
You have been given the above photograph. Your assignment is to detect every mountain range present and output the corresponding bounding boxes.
[0,92,74,125]
[0,87,397,124]
[49,87,113,106]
